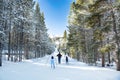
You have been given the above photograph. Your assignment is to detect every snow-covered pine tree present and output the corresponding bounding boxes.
[34,3,54,58]
[67,0,90,61]
[34,3,41,58]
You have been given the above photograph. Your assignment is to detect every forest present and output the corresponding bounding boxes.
[0,0,55,66]
[67,0,120,71]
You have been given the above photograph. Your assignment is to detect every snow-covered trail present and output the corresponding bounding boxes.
[0,56,120,80]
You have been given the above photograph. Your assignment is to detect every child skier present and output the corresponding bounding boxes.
[51,56,55,69]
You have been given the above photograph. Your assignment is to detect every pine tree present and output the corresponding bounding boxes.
[108,0,120,71]
[34,2,54,58]
[67,0,91,61]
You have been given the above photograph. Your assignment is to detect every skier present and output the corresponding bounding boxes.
[57,52,62,64]
[65,55,68,64]
[50,56,55,69]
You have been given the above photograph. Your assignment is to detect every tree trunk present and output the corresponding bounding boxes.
[98,15,105,67]
[102,53,105,67]
[76,52,80,61]
[8,2,12,61]
[11,49,13,62]
[0,43,2,66]
[111,10,120,71]
[107,38,111,64]
[0,50,2,66]
[116,50,120,71]
[0,53,2,66]
[8,31,11,61]
[115,40,120,70]
[76,47,80,61]
[25,38,29,59]
[108,52,111,64]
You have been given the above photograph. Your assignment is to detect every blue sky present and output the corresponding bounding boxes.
[38,0,73,37]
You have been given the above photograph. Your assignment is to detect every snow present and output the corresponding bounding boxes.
[0,55,120,80]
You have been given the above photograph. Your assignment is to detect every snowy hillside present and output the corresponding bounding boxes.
[0,55,120,80]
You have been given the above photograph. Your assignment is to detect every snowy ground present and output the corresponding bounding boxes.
[0,55,120,80]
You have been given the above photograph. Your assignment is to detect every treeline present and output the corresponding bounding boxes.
[0,0,55,66]
[67,0,120,71]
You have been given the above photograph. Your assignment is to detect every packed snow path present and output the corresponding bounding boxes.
[0,56,120,80]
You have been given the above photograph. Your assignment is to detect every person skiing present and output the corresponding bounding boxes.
[50,56,55,69]
[57,52,62,64]
[65,55,68,64]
